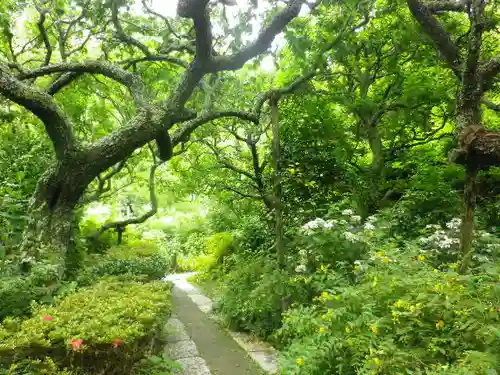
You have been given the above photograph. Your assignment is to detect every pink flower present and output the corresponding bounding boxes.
[43,315,53,321]
[113,338,121,348]
[71,338,83,350]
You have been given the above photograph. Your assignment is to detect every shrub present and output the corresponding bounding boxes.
[276,249,500,375]
[77,254,169,286]
[0,264,59,321]
[0,278,172,374]
[131,353,181,375]
[1,358,75,375]
[106,241,161,260]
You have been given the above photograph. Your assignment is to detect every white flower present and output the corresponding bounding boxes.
[298,249,307,257]
[342,209,354,216]
[344,232,359,243]
[364,222,376,230]
[481,232,491,238]
[295,264,307,273]
[351,215,361,223]
[446,218,461,230]
[437,238,454,249]
[425,224,441,230]
[366,215,377,223]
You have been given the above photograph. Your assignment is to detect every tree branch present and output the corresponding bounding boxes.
[111,0,151,56]
[406,0,462,77]
[171,110,258,145]
[480,56,500,91]
[210,0,304,72]
[0,65,75,157]
[36,1,54,66]
[426,0,467,13]
[93,153,162,238]
[18,61,148,107]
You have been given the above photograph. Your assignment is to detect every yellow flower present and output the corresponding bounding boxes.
[321,291,329,299]
[296,358,304,366]
[436,320,445,330]
[417,255,425,261]
[376,251,383,257]
[373,358,381,365]
[319,326,326,333]
[345,327,352,333]
[371,326,379,334]
[320,264,328,272]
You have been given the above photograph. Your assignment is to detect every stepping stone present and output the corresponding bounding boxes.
[166,340,199,360]
[175,356,211,375]
[164,318,190,343]
[188,294,213,312]
[248,351,278,374]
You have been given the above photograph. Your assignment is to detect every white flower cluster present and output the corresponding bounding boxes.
[420,229,460,249]
[342,209,361,223]
[363,215,377,230]
[295,249,309,273]
[446,217,461,230]
[301,218,336,235]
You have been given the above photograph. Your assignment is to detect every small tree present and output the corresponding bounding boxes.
[406,0,500,272]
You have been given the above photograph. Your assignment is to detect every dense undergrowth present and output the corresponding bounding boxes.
[178,198,500,375]
[0,232,176,375]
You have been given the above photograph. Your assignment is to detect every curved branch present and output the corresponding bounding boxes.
[0,65,75,157]
[406,0,462,77]
[111,0,151,56]
[36,4,53,66]
[93,157,162,238]
[210,0,304,72]
[48,72,82,95]
[18,61,148,107]
[170,110,258,146]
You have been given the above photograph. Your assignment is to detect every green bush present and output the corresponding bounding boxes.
[1,358,75,375]
[132,353,180,375]
[0,264,59,321]
[77,254,169,286]
[212,254,342,340]
[106,241,161,260]
[0,278,172,374]
[276,249,500,375]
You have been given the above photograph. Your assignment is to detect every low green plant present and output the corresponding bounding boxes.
[1,358,76,375]
[0,263,59,321]
[106,241,161,260]
[77,254,169,286]
[276,249,500,375]
[132,353,181,375]
[0,278,172,374]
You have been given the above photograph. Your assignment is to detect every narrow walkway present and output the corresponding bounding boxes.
[162,273,278,375]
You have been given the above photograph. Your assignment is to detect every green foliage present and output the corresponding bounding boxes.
[0,264,59,321]
[1,358,75,375]
[77,254,168,286]
[0,278,172,374]
[132,353,181,375]
[276,250,500,375]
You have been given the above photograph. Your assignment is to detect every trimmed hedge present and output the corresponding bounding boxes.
[0,277,172,374]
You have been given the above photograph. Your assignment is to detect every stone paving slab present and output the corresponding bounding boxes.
[166,339,199,360]
[175,357,211,375]
[165,318,191,343]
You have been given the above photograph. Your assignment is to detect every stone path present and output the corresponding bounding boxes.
[162,273,279,375]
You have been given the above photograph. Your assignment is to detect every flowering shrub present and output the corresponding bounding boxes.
[276,249,500,375]
[0,278,172,374]
[293,210,371,275]
[418,218,500,266]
